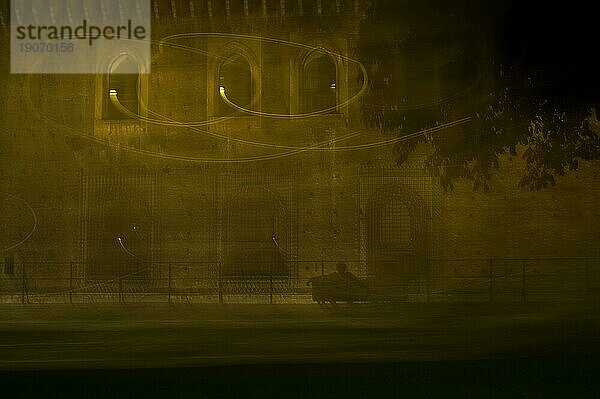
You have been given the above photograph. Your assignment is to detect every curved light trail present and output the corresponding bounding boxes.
[0,193,38,253]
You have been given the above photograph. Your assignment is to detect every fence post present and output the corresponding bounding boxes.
[119,263,123,303]
[489,258,494,303]
[21,262,26,304]
[585,259,591,300]
[296,260,299,291]
[269,263,274,305]
[168,262,172,305]
[69,261,73,305]
[321,259,324,276]
[426,259,431,303]
[218,261,223,304]
[521,260,526,303]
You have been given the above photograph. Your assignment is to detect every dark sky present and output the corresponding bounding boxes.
[497,0,598,99]
[366,0,598,102]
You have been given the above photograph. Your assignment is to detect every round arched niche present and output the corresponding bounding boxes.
[222,186,289,278]
[366,185,430,279]
[85,184,153,280]
[105,55,140,119]
[94,46,150,137]
[217,54,253,116]
[291,37,347,115]
[300,50,338,113]
[208,41,261,118]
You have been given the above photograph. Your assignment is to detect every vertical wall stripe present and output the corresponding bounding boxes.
[153,0,160,20]
[189,0,195,17]
[170,0,177,19]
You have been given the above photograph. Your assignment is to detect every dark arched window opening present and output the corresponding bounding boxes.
[224,196,288,278]
[378,198,413,250]
[367,191,422,278]
[302,53,337,113]
[86,184,152,280]
[105,56,139,120]
[218,55,252,116]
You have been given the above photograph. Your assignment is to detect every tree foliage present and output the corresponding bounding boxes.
[356,0,600,190]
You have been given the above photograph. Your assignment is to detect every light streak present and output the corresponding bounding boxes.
[116,236,146,262]
[272,235,289,256]
[24,33,472,163]
[161,32,370,118]
[0,193,38,253]
[111,89,470,153]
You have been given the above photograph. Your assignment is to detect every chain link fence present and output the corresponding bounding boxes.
[1,258,598,304]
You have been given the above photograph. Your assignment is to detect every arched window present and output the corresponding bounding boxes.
[366,187,429,278]
[223,190,288,278]
[105,56,139,120]
[218,54,252,116]
[85,181,153,280]
[302,52,337,113]
[378,198,413,249]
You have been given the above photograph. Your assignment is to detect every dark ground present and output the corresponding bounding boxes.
[0,302,599,397]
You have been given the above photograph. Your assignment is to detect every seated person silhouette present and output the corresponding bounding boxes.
[308,262,367,304]
[332,262,359,285]
[326,262,362,304]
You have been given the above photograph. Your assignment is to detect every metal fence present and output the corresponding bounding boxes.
[1,258,599,304]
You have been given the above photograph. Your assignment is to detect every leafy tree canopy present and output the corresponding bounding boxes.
[357,0,600,190]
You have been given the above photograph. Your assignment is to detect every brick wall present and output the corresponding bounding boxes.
[0,6,598,293]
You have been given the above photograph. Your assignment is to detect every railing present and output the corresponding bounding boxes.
[0,258,598,304]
